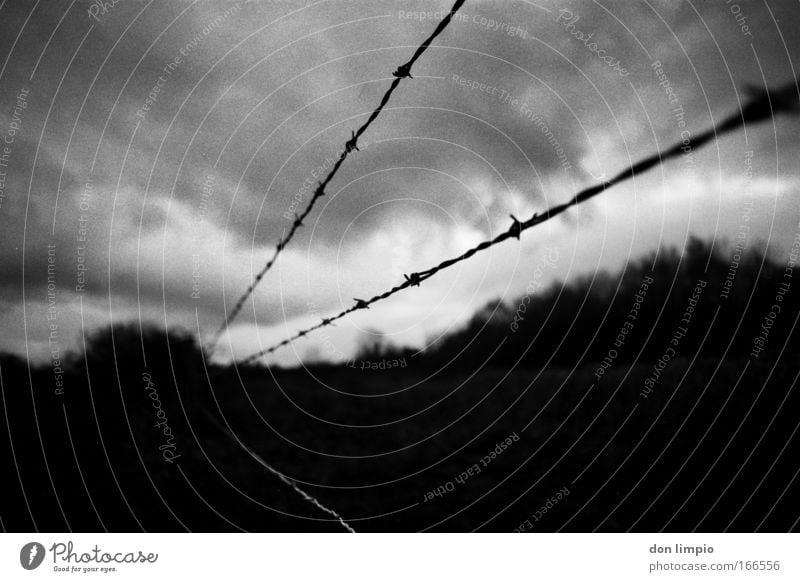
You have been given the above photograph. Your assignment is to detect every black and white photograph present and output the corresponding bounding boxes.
[0,0,799,577]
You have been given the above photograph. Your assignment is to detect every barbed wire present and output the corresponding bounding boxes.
[210,0,468,347]
[202,409,356,532]
[239,80,799,365]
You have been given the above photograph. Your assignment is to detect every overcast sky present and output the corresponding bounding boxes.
[1,0,799,367]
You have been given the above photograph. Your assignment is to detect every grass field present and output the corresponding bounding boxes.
[6,348,794,532]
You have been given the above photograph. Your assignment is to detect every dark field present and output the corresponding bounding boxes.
[2,239,799,532]
[3,355,798,532]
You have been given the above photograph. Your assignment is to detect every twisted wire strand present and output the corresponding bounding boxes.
[203,409,356,532]
[211,0,468,347]
[239,80,799,365]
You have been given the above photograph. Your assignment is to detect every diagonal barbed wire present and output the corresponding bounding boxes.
[210,0,468,347]
[239,80,799,365]
[203,409,356,532]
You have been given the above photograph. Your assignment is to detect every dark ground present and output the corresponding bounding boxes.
[2,238,799,532]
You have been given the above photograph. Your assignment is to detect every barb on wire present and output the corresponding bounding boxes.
[210,0,468,348]
[203,409,356,533]
[508,214,523,239]
[239,80,799,365]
